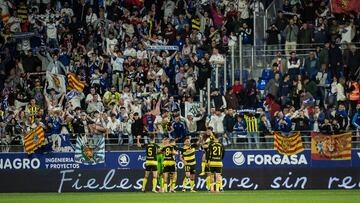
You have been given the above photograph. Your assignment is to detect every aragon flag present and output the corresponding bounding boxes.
[274,132,304,156]
[24,126,46,154]
[331,0,360,13]
[67,73,85,92]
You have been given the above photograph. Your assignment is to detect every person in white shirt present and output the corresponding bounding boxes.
[66,89,85,110]
[207,110,225,134]
[136,43,148,60]
[121,86,133,106]
[106,113,121,143]
[328,76,338,106]
[86,7,97,26]
[315,65,328,107]
[340,21,355,43]
[106,32,118,55]
[85,87,104,113]
[111,49,124,89]
[250,0,264,13]
[46,51,66,74]
[184,108,205,139]
[336,77,346,103]
[6,11,21,32]
[287,51,301,78]
[120,115,133,144]
[209,48,225,65]
[90,68,101,87]
[123,42,137,57]
[60,1,73,18]
[162,0,175,19]
[44,18,59,48]
[238,0,250,19]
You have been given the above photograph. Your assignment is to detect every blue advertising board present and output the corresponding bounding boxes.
[1,149,360,170]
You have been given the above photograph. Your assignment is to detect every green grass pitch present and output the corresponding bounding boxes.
[0,190,359,203]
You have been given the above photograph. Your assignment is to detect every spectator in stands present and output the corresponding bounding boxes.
[279,74,291,107]
[303,51,319,80]
[106,113,121,144]
[284,19,299,57]
[292,109,310,142]
[275,110,292,135]
[245,79,258,109]
[131,112,144,143]
[329,42,343,78]
[352,104,360,136]
[225,88,239,110]
[207,109,226,141]
[259,114,273,147]
[265,72,280,98]
[103,86,121,110]
[266,24,280,55]
[171,113,186,143]
[244,112,259,149]
[287,51,300,78]
[335,103,349,131]
[223,109,236,144]
[348,77,360,117]
[297,23,313,54]
[184,109,204,141]
[211,88,227,111]
[336,77,347,104]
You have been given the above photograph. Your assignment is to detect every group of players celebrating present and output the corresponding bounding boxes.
[136,127,225,193]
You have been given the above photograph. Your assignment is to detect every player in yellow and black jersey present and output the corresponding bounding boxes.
[180,137,198,192]
[207,134,225,193]
[200,127,216,191]
[161,138,178,192]
[137,134,159,193]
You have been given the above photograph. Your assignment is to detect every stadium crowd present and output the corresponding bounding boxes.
[0,0,359,151]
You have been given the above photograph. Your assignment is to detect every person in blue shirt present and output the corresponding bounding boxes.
[171,114,187,144]
[275,111,292,135]
[142,112,156,144]
[335,103,349,131]
[233,114,247,146]
[47,111,63,134]
[173,35,185,51]
[352,104,360,135]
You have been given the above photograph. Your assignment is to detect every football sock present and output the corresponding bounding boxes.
[142,178,148,191]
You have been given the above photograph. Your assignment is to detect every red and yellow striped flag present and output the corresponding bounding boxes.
[311,132,352,160]
[67,73,85,91]
[24,126,46,154]
[274,132,304,155]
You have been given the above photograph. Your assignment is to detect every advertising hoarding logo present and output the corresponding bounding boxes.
[118,154,130,167]
[0,158,40,169]
[233,152,245,166]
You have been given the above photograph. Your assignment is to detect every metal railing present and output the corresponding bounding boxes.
[1,130,359,153]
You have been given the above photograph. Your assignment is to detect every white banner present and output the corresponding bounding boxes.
[185,102,201,117]
[146,45,178,51]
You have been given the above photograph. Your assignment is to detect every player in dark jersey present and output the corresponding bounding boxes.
[161,138,178,192]
[207,134,225,193]
[200,127,216,191]
[180,136,198,192]
[137,134,159,192]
